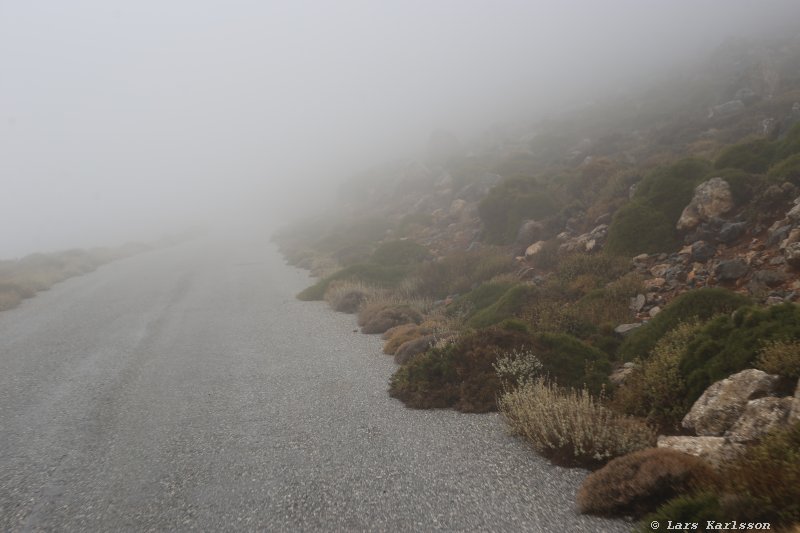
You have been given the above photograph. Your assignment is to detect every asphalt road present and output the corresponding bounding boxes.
[0,237,631,532]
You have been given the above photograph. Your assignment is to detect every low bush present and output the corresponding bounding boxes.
[638,493,724,533]
[768,153,800,187]
[394,335,437,364]
[618,288,750,362]
[413,248,516,299]
[613,321,702,432]
[606,158,712,256]
[578,448,716,517]
[720,422,800,526]
[324,280,375,313]
[389,328,536,412]
[634,158,712,223]
[466,284,538,329]
[382,324,431,354]
[478,177,558,243]
[755,339,800,380]
[370,240,431,266]
[498,379,656,468]
[680,303,800,401]
[715,139,777,173]
[605,201,678,255]
[493,347,543,387]
[297,263,410,301]
[359,305,423,334]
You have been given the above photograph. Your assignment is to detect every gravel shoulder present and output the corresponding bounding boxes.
[0,236,630,532]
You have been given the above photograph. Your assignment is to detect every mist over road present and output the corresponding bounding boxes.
[0,237,629,532]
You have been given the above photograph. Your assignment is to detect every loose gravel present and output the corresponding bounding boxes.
[0,236,631,532]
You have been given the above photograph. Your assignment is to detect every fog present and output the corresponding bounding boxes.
[1,1,799,257]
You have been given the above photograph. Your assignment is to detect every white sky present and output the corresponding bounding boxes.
[1,1,798,257]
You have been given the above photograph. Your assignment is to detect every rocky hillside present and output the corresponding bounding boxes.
[274,34,800,531]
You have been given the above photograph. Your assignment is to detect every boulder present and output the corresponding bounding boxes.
[718,222,747,244]
[690,241,716,262]
[609,362,636,386]
[682,369,781,436]
[781,228,800,249]
[676,178,734,231]
[715,259,749,282]
[515,220,546,247]
[725,397,793,443]
[787,201,800,222]
[785,242,800,268]
[525,240,547,258]
[751,269,789,287]
[657,436,744,469]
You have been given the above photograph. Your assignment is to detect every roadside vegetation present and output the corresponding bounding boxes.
[274,34,800,532]
[0,243,149,312]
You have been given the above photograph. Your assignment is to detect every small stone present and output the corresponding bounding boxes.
[615,323,643,335]
[648,306,662,318]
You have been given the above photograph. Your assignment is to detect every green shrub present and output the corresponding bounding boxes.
[715,139,777,173]
[533,332,611,394]
[605,201,678,255]
[755,339,800,380]
[680,303,800,402]
[555,253,630,287]
[389,328,535,412]
[578,448,716,517]
[618,288,750,362]
[607,159,712,256]
[389,327,609,412]
[458,281,516,312]
[768,153,800,186]
[775,122,800,161]
[613,321,701,432]
[635,158,712,221]
[370,240,431,266]
[721,422,800,526]
[639,493,724,533]
[709,168,758,204]
[466,284,538,328]
[297,263,410,300]
[498,379,656,468]
[478,177,558,243]
[413,248,515,299]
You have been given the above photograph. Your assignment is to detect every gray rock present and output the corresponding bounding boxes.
[768,225,791,247]
[683,369,781,436]
[657,436,744,469]
[615,323,643,335]
[690,241,716,262]
[785,242,800,268]
[677,178,734,231]
[725,397,793,443]
[630,294,646,313]
[516,220,545,247]
[718,222,747,244]
[648,306,662,318]
[709,99,745,117]
[715,258,749,281]
[791,379,800,425]
[751,269,788,287]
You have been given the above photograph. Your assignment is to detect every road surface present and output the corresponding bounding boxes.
[0,237,630,532]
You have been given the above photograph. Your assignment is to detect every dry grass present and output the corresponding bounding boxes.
[323,279,378,313]
[498,379,656,468]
